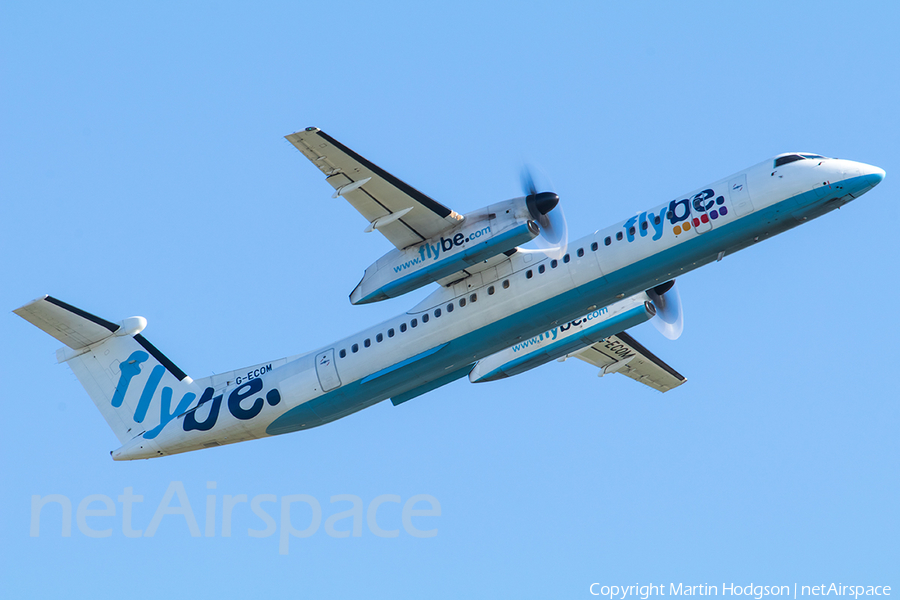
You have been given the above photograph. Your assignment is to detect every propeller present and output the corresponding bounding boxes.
[646,280,684,340]
[521,167,568,260]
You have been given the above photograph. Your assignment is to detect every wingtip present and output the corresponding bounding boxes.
[13,294,50,314]
[285,126,320,140]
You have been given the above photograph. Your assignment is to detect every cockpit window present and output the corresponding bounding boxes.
[774,154,804,167]
[774,153,828,168]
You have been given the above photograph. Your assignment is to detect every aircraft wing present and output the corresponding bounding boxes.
[285,127,464,250]
[570,332,686,393]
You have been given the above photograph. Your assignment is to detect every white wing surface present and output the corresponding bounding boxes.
[285,127,463,249]
[571,332,686,393]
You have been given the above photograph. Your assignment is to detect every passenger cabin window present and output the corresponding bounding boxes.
[400,323,407,333]
[616,232,623,241]
[605,237,611,246]
[411,318,418,328]
[488,286,495,295]
[526,270,533,279]
[447,303,454,312]
[563,254,570,263]
[376,333,383,342]
[435,308,441,317]
[364,338,371,348]
[577,248,584,257]
[551,259,558,268]
[774,154,804,167]
[422,313,429,323]
[388,328,395,337]
[340,349,346,358]
[460,297,467,307]
[470,293,477,303]
[538,264,545,274]
[502,280,510,289]
[591,242,598,251]
[352,343,359,353]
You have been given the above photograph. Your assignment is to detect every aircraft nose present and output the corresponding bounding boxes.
[845,162,885,197]
[863,164,886,186]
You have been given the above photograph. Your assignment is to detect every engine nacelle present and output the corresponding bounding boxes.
[350,198,538,305]
[468,293,657,382]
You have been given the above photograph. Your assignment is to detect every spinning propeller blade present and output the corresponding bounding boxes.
[521,166,567,260]
[647,280,684,340]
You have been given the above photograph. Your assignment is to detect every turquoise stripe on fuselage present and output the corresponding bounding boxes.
[266,177,869,436]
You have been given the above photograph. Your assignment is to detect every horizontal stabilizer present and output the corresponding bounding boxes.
[571,332,686,392]
[14,295,125,350]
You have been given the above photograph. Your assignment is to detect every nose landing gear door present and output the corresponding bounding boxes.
[315,349,342,392]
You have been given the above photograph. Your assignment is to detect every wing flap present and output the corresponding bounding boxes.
[286,128,464,249]
[572,332,686,392]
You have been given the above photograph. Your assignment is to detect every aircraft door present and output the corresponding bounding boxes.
[315,349,342,392]
[728,174,754,216]
[689,188,716,234]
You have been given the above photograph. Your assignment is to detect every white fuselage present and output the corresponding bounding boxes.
[113,154,884,459]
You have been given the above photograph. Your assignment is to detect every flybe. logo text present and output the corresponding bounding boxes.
[666,188,728,235]
[113,351,281,439]
[618,188,730,242]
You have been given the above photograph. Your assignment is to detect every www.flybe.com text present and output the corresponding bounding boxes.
[393,225,492,273]
[512,307,610,352]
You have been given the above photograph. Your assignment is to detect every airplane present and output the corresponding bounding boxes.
[14,128,885,460]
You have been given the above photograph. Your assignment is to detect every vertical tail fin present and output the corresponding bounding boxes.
[14,296,199,444]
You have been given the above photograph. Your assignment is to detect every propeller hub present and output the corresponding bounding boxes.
[528,192,559,215]
[520,166,567,260]
[653,280,676,295]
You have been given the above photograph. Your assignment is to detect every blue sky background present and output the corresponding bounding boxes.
[2,1,897,597]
